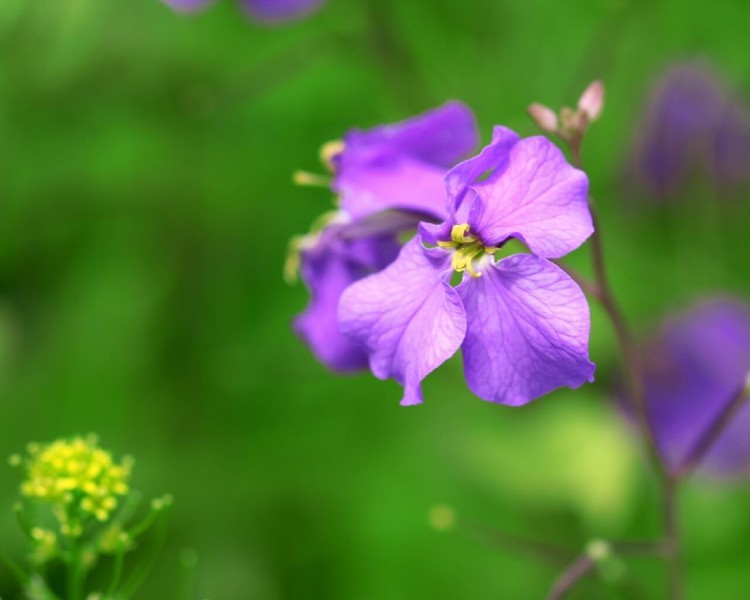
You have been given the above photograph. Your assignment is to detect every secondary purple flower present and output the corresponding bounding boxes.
[290,102,479,372]
[163,0,323,22]
[640,299,750,477]
[627,62,750,200]
[339,127,596,406]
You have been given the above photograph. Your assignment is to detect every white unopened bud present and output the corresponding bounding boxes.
[577,80,605,122]
[585,538,610,561]
[527,103,559,134]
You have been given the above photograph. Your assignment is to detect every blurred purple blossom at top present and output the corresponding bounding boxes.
[332,102,479,222]
[163,0,323,23]
[292,102,479,373]
[642,299,750,477]
[339,127,596,406]
[627,62,750,200]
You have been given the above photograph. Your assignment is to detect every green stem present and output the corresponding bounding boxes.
[463,518,576,567]
[119,508,171,599]
[0,547,29,585]
[107,541,127,597]
[66,539,84,600]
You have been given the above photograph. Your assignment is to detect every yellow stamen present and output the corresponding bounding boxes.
[450,223,476,244]
[284,211,349,285]
[319,139,345,171]
[284,236,305,285]
[292,170,331,187]
[440,223,498,279]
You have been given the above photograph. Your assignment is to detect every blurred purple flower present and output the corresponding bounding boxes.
[291,102,479,372]
[627,62,750,200]
[642,299,750,477]
[163,0,323,23]
[339,127,596,406]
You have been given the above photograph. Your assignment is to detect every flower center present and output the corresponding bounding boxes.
[437,223,498,278]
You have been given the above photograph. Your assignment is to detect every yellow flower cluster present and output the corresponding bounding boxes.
[17,435,133,530]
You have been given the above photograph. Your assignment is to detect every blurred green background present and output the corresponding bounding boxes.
[1,0,750,597]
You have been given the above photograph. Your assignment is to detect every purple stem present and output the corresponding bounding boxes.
[570,144,681,599]
[675,383,750,477]
[545,541,666,600]
[546,556,595,600]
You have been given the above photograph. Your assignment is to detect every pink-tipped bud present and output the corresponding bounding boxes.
[577,80,604,122]
[527,103,559,134]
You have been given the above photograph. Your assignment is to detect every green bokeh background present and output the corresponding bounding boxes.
[1,0,749,597]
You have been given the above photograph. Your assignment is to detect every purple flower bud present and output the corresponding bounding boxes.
[577,81,605,122]
[527,103,559,135]
[626,62,750,201]
[640,299,750,477]
[241,0,323,23]
[162,0,324,22]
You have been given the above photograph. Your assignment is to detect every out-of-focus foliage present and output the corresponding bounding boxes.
[0,0,749,598]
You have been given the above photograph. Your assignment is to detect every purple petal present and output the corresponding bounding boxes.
[643,299,750,476]
[242,0,323,22]
[162,0,212,11]
[294,228,400,372]
[334,102,478,221]
[342,101,479,170]
[420,127,521,245]
[338,238,467,405]
[458,254,595,405]
[466,136,592,258]
[445,126,521,210]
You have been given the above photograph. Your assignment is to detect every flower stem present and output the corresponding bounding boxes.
[119,506,171,599]
[546,555,595,600]
[0,548,29,585]
[66,540,84,600]
[663,480,682,599]
[545,541,666,599]
[676,383,750,477]
[463,519,576,567]
[570,146,681,598]
[107,542,127,597]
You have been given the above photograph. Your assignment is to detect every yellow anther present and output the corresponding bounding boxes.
[284,210,349,285]
[450,223,476,244]
[464,256,482,279]
[319,139,345,171]
[440,223,495,279]
[292,170,331,187]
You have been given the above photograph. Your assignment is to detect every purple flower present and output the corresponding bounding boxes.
[641,299,750,477]
[627,62,750,200]
[338,127,596,406]
[163,0,323,22]
[291,103,479,372]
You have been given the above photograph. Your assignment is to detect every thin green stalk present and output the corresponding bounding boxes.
[106,541,127,597]
[463,519,576,567]
[66,539,84,600]
[119,508,171,599]
[0,548,29,585]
